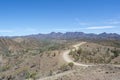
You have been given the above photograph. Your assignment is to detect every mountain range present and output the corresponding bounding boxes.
[0,32,120,55]
[22,32,120,40]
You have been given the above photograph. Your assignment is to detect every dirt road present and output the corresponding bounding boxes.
[62,42,92,67]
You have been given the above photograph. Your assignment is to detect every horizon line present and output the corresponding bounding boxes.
[0,31,119,37]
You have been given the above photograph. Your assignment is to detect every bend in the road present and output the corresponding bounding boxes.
[63,42,92,67]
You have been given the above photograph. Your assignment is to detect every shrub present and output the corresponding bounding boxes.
[49,70,53,76]
[111,49,120,57]
[77,48,82,56]
[68,62,74,69]
[60,64,69,72]
[25,71,37,79]
[1,65,10,71]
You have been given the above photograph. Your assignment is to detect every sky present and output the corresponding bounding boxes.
[0,0,120,36]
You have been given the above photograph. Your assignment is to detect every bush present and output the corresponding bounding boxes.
[111,49,120,57]
[77,48,82,56]
[1,65,10,72]
[49,70,53,76]
[68,62,74,69]
[25,71,37,79]
[60,64,69,72]
[69,50,73,55]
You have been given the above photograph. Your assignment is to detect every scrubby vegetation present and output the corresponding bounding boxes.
[69,43,120,64]
[0,38,69,80]
[0,33,120,80]
[68,62,74,69]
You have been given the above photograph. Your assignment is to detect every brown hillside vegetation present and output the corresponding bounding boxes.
[0,36,120,80]
[69,42,120,64]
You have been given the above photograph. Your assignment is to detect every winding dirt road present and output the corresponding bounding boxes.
[37,42,92,80]
[37,42,120,80]
[62,42,92,67]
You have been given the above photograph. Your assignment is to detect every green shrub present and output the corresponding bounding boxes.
[77,48,82,56]
[60,64,69,72]
[25,71,37,79]
[1,65,10,71]
[111,49,120,57]
[68,62,74,69]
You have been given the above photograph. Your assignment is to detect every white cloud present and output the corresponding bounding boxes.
[53,26,115,31]
[79,22,89,25]
[0,30,13,33]
[106,19,120,24]
[75,18,89,26]
[108,21,120,24]
[54,28,85,31]
[86,26,115,30]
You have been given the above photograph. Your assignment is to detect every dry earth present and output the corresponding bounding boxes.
[37,42,120,80]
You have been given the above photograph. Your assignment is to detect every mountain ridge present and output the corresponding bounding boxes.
[22,32,120,40]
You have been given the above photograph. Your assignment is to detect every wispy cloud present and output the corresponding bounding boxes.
[108,21,120,24]
[75,18,90,26]
[79,22,89,25]
[86,26,115,30]
[106,19,120,24]
[55,27,86,31]
[53,26,115,31]
[0,30,13,33]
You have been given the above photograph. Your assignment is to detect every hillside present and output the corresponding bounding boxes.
[0,36,69,80]
[69,42,120,64]
[0,32,120,80]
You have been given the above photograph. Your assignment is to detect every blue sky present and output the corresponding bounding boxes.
[0,0,120,36]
